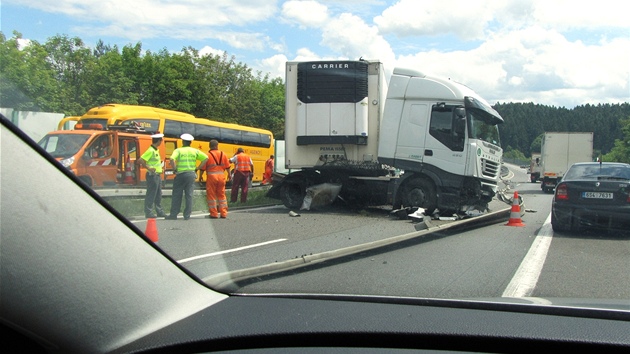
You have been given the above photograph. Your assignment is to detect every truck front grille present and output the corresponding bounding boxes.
[481,158,500,179]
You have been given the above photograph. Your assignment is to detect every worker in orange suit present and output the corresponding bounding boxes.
[229,147,254,203]
[197,139,231,219]
[262,154,274,185]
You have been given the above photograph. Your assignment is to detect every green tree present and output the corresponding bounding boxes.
[503,146,527,161]
[44,34,94,113]
[86,45,139,105]
[530,134,543,154]
[602,117,630,163]
[0,31,57,111]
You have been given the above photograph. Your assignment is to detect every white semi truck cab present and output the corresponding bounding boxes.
[268,59,504,213]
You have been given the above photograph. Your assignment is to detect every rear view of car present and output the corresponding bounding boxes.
[551,162,630,233]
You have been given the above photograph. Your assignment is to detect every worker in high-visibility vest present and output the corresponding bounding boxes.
[229,147,254,203]
[165,133,207,220]
[138,132,166,218]
[262,154,274,185]
[197,139,230,219]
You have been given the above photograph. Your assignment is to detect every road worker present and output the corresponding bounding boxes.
[262,154,274,185]
[138,132,166,218]
[165,133,207,220]
[197,139,231,219]
[229,147,254,203]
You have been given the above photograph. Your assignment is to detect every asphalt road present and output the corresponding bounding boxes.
[130,165,630,301]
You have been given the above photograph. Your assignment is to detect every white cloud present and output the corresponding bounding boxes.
[257,54,288,80]
[16,38,32,50]
[281,0,329,28]
[374,0,496,40]
[16,0,279,49]
[320,13,395,66]
[293,47,320,61]
[7,0,629,107]
[394,24,630,107]
[529,0,630,30]
[199,45,225,57]
[17,0,278,27]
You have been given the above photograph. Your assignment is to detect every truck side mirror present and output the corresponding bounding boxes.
[454,107,466,119]
[454,117,466,135]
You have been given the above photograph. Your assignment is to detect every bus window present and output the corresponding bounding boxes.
[164,120,182,138]
[242,131,263,147]
[221,128,241,144]
[261,134,272,147]
[181,122,194,136]
[120,119,160,133]
[195,124,221,141]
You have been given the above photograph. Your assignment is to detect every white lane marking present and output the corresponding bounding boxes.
[178,239,287,264]
[502,214,553,298]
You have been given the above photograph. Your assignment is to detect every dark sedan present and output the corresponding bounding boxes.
[551,162,630,233]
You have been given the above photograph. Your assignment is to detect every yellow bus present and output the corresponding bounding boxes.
[75,104,196,129]
[111,107,274,183]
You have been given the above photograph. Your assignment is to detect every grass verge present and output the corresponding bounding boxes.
[105,186,279,219]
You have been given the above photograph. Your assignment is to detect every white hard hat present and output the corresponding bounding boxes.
[180,133,194,141]
[151,133,164,138]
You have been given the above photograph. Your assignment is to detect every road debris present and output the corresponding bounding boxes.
[300,183,342,210]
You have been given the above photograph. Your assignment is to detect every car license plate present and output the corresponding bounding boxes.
[582,192,613,199]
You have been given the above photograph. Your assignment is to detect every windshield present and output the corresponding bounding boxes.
[469,109,501,146]
[38,134,91,158]
[3,1,630,317]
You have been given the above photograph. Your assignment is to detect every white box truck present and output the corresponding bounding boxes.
[267,60,504,213]
[540,132,593,193]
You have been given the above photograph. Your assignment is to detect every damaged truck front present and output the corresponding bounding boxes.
[267,60,504,213]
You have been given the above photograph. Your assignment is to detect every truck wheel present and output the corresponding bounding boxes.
[402,178,437,213]
[281,183,304,209]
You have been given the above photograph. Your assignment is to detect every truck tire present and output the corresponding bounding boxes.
[281,182,305,209]
[402,178,437,213]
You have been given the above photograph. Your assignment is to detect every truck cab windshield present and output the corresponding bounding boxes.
[468,109,501,146]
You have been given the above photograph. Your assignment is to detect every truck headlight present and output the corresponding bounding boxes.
[60,156,75,168]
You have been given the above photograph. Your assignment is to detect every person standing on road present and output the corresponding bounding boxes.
[165,133,207,220]
[197,139,231,219]
[229,147,254,203]
[262,154,274,185]
[138,132,167,218]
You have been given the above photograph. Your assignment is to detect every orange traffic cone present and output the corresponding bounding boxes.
[124,154,134,184]
[505,191,525,227]
[145,218,159,242]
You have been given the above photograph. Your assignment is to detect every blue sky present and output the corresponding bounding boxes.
[2,0,629,108]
